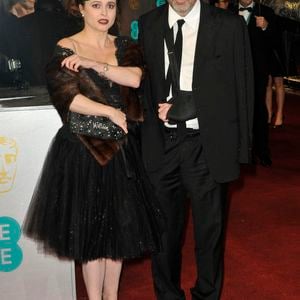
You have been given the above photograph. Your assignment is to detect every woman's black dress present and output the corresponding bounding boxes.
[23,37,163,263]
[269,19,286,77]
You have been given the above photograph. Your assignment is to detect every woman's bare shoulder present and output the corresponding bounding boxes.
[57,34,81,52]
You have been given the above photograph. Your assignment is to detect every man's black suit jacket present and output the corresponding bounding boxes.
[139,2,254,183]
[234,3,276,81]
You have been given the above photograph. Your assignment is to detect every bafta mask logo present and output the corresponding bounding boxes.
[0,136,18,195]
[129,0,140,10]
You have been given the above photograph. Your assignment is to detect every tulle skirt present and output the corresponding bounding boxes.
[23,124,163,262]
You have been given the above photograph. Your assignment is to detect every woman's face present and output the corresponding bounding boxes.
[80,0,117,32]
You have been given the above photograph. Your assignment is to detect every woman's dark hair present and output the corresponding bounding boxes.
[75,0,86,4]
[64,0,121,34]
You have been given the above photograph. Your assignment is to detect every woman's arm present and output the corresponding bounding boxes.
[70,94,128,133]
[93,64,142,89]
[61,55,142,88]
[46,47,128,133]
[58,38,143,89]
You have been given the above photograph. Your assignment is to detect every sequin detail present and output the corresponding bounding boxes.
[69,112,125,140]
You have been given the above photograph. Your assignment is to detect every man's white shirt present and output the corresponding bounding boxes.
[164,0,200,129]
[238,2,255,24]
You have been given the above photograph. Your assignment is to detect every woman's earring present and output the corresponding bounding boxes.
[81,13,84,17]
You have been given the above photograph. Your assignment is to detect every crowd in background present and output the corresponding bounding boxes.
[0,0,83,86]
[0,0,299,87]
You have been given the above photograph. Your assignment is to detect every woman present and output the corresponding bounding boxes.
[265,16,286,129]
[23,1,163,299]
[265,74,285,128]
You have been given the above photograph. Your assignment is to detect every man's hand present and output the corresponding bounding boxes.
[255,16,268,30]
[158,102,172,122]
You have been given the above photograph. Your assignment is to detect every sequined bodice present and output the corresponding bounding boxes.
[86,67,123,110]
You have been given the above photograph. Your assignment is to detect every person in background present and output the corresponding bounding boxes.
[234,0,276,166]
[265,16,286,128]
[0,0,14,16]
[62,0,80,16]
[9,0,35,17]
[0,0,24,86]
[265,76,285,129]
[16,0,82,85]
[139,0,254,299]
[22,1,163,299]
[0,1,25,58]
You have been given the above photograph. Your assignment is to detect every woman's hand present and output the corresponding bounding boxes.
[158,102,172,122]
[107,107,128,134]
[61,54,98,72]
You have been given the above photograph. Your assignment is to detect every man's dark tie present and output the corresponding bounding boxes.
[174,19,185,71]
[239,7,253,12]
[170,19,186,129]
[166,19,185,95]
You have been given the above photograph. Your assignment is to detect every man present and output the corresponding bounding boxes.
[139,0,254,299]
[235,0,276,166]
[9,0,35,17]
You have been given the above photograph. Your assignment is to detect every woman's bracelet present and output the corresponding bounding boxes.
[99,63,109,78]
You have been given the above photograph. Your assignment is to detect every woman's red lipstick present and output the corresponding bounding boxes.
[98,19,109,25]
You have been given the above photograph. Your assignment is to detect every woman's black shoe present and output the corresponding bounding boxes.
[272,123,284,129]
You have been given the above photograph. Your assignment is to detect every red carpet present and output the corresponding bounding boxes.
[76,90,300,299]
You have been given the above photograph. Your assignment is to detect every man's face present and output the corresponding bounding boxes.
[21,0,35,10]
[0,137,18,194]
[239,0,253,7]
[167,0,197,17]
[216,0,229,10]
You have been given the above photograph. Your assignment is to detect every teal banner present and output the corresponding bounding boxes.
[0,216,23,272]
[120,0,166,39]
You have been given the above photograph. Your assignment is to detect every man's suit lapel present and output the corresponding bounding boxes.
[151,5,169,101]
[248,4,258,28]
[192,2,219,90]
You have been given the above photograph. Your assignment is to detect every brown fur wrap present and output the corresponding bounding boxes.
[46,38,144,166]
